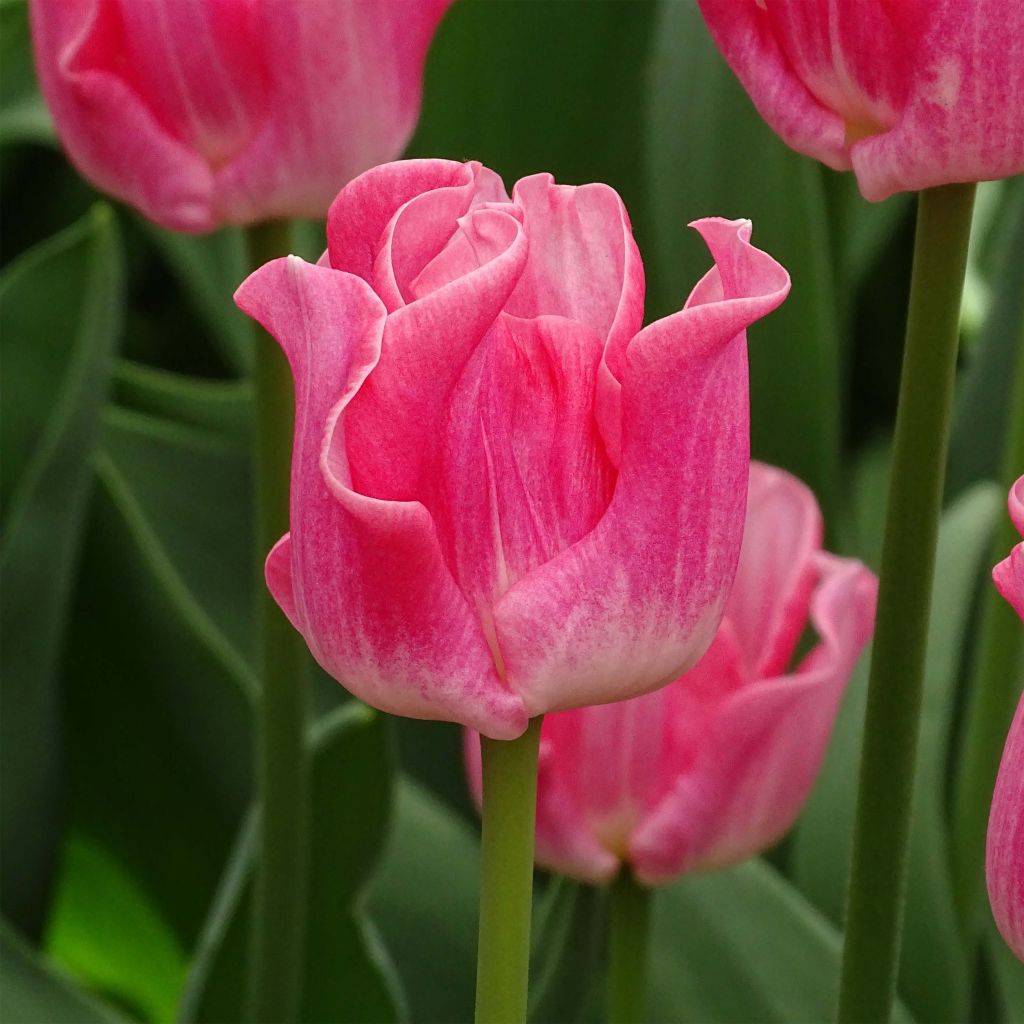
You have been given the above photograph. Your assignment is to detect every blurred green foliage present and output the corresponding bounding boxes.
[1,0,1021,1021]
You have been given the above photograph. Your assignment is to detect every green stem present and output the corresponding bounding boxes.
[607,869,652,1024]
[836,182,976,1024]
[951,312,1024,941]
[475,717,543,1024]
[245,220,310,1024]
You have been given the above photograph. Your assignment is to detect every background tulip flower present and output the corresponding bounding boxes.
[30,0,453,231]
[235,159,790,740]
[993,476,1024,621]
[988,692,1024,962]
[467,462,878,879]
[696,0,1024,201]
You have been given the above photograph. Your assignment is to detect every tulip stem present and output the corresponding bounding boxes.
[246,219,310,1024]
[475,717,543,1024]
[607,868,652,1024]
[951,314,1024,942]
[836,182,976,1024]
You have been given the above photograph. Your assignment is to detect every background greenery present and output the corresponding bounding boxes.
[1,1,1022,1021]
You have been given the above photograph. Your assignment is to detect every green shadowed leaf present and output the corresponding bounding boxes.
[369,780,481,1024]
[178,704,402,1024]
[793,483,1002,1022]
[45,834,187,1023]
[528,879,606,1024]
[410,0,656,235]
[0,206,122,936]
[112,361,252,445]
[141,224,252,375]
[0,0,54,146]
[947,177,1024,498]
[649,859,913,1024]
[58,410,254,957]
[0,920,127,1024]
[989,927,1024,1023]
[645,0,841,525]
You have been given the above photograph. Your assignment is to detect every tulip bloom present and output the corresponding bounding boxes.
[993,476,1024,621]
[988,476,1024,962]
[30,0,453,231]
[988,692,1024,963]
[696,0,1024,201]
[467,463,877,879]
[236,159,790,740]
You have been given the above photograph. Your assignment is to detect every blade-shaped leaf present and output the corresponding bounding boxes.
[0,919,127,1024]
[178,705,402,1024]
[0,206,122,936]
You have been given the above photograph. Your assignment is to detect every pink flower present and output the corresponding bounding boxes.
[30,0,453,231]
[696,0,1024,201]
[988,692,1024,962]
[235,159,790,740]
[467,463,877,879]
[993,476,1024,621]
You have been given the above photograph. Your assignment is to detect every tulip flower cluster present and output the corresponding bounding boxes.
[20,1,1024,1022]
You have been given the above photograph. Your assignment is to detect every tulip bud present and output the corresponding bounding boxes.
[697,0,1024,200]
[467,463,877,878]
[30,0,453,231]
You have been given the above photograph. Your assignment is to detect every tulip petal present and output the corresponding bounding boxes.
[345,206,529,501]
[988,693,1024,962]
[494,219,790,717]
[631,553,877,881]
[505,174,645,467]
[994,476,1024,622]
[30,0,215,231]
[849,1,1024,200]
[236,256,526,740]
[727,462,823,679]
[433,312,615,634]
[214,2,456,224]
[696,0,851,173]
[326,158,474,281]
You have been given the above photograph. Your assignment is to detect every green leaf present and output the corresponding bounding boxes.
[645,0,841,525]
[528,879,605,1024]
[59,435,253,950]
[99,406,255,661]
[0,919,127,1024]
[45,834,187,1023]
[649,859,913,1024]
[179,705,402,1024]
[793,483,1002,1022]
[989,927,1024,1023]
[947,177,1024,497]
[112,362,252,444]
[410,0,656,230]
[141,224,252,375]
[0,0,54,146]
[0,206,122,936]
[368,780,481,1024]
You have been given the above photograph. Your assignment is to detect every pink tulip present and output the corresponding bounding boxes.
[235,159,790,740]
[696,0,1024,201]
[988,692,1024,962]
[30,0,453,231]
[467,463,877,879]
[993,476,1024,621]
